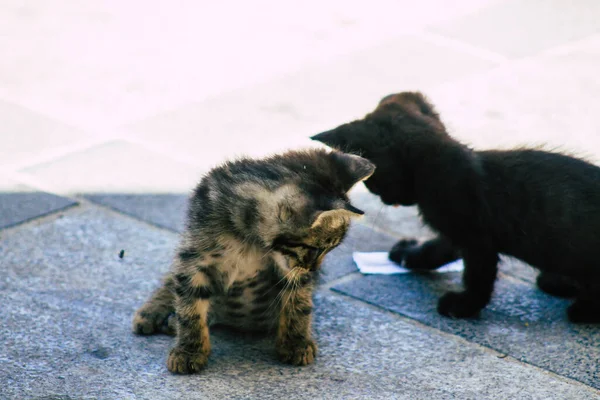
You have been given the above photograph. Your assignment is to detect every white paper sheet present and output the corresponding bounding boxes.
[352,252,464,275]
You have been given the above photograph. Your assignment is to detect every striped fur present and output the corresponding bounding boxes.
[133,148,374,374]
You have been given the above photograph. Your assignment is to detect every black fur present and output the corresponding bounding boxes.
[312,91,600,323]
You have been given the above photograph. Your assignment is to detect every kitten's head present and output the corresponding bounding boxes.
[311,91,447,206]
[248,150,375,272]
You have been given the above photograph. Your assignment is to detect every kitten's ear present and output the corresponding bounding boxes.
[331,151,376,191]
[379,91,444,128]
[311,204,364,229]
[311,124,353,151]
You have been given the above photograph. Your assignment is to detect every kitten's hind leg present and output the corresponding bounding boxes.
[133,274,176,336]
[389,235,460,270]
[567,280,600,324]
[536,272,579,298]
[437,248,499,318]
[167,265,216,374]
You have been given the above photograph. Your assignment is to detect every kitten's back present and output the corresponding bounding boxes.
[480,148,600,272]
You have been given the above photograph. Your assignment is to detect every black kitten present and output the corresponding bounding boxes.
[312,91,600,323]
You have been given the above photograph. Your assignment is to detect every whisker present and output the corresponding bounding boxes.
[262,267,297,317]
[281,268,301,312]
[260,248,274,260]
[370,203,385,231]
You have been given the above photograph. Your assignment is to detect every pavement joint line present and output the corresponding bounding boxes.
[0,135,121,174]
[418,30,510,64]
[318,271,363,292]
[355,217,425,240]
[2,170,79,200]
[72,201,182,236]
[497,270,536,285]
[0,202,82,236]
[81,195,183,234]
[325,288,600,394]
[0,190,180,238]
[119,136,216,170]
[537,31,600,57]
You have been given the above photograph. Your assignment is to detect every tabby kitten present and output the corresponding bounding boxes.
[133,149,375,374]
[312,91,600,323]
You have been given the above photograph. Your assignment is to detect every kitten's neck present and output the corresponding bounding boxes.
[409,133,489,242]
[412,135,483,203]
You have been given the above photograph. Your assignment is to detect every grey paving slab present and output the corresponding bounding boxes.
[0,100,89,167]
[5,290,598,400]
[20,140,204,196]
[2,206,597,399]
[350,189,433,239]
[430,0,600,58]
[333,272,600,389]
[84,193,189,233]
[0,207,177,296]
[0,176,77,230]
[320,222,398,284]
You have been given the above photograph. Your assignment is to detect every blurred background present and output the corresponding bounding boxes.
[1,0,600,235]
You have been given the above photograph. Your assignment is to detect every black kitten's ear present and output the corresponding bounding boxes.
[399,91,439,118]
[380,91,440,120]
[331,151,375,191]
[311,124,351,150]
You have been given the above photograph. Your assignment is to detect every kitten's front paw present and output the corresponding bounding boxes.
[276,338,317,366]
[167,347,209,374]
[567,301,600,324]
[389,239,419,265]
[437,291,482,319]
[132,310,176,336]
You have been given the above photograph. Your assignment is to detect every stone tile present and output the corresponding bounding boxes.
[0,176,77,230]
[85,193,188,233]
[430,0,600,58]
[126,34,496,168]
[333,272,600,389]
[427,33,600,159]
[349,187,433,239]
[320,223,398,284]
[0,99,88,167]
[19,140,204,197]
[0,204,596,399]
[0,207,178,296]
[2,291,595,400]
